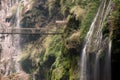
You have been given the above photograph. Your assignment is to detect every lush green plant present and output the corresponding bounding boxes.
[19,0,103,80]
[80,1,100,40]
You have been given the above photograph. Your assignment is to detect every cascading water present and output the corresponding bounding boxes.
[0,0,24,76]
[80,1,103,80]
[14,1,21,73]
[80,0,112,80]
[93,50,101,80]
[103,39,111,80]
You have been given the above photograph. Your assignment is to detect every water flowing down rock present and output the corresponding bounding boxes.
[80,0,112,80]
[0,0,25,76]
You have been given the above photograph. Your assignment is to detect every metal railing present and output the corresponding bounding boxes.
[0,28,63,35]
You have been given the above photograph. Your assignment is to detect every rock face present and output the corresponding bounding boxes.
[0,0,62,79]
[0,0,21,76]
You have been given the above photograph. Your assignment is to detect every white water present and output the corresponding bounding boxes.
[80,0,112,80]
[14,1,21,73]
[93,50,101,80]
[80,1,102,80]
[103,39,111,80]
[0,0,24,76]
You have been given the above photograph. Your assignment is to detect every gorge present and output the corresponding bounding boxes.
[0,0,120,80]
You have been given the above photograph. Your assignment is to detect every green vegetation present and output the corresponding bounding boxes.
[111,0,120,63]
[19,0,101,80]
[80,1,99,39]
[1,0,120,80]
[18,0,120,80]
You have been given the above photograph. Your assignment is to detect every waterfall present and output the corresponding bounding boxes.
[80,0,112,80]
[14,1,21,73]
[80,1,103,80]
[93,50,101,80]
[103,39,111,80]
[0,0,23,76]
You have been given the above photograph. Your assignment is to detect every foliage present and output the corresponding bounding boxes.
[80,1,100,39]
[111,0,120,62]
[19,0,105,80]
[70,6,86,20]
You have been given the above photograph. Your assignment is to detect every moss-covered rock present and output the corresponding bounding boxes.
[19,0,118,80]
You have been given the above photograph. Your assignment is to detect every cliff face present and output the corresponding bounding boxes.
[0,0,21,77]
[0,0,119,80]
